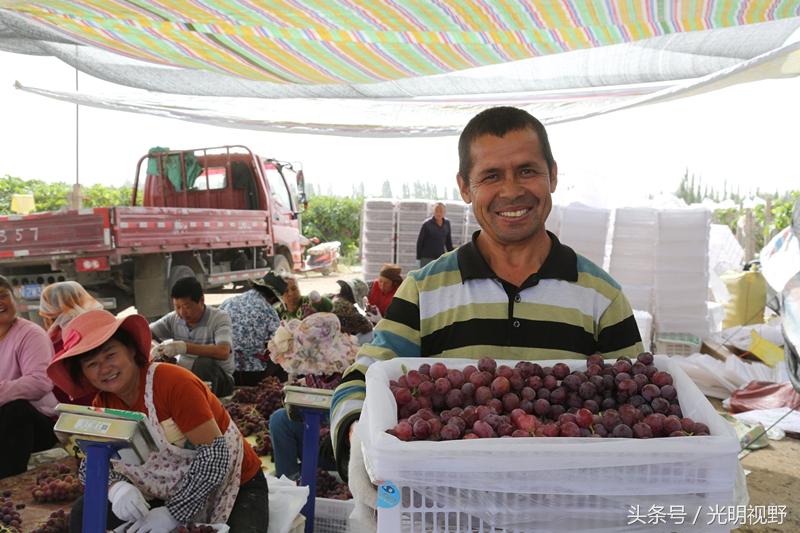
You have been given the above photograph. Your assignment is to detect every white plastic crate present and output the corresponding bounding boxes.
[358,356,743,533]
[653,333,702,356]
[314,497,356,533]
[362,250,395,264]
[398,200,432,213]
[398,219,424,233]
[363,219,396,233]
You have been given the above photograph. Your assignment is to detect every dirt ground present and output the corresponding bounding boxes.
[734,432,800,532]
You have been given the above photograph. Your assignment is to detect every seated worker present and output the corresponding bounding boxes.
[219,274,284,386]
[47,310,268,533]
[274,274,332,321]
[268,313,357,480]
[332,278,373,341]
[0,275,58,479]
[39,281,104,354]
[39,280,104,405]
[366,264,403,317]
[149,276,235,397]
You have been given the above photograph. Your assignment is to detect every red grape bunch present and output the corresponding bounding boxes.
[253,428,273,457]
[314,469,353,500]
[231,386,259,404]
[0,495,21,531]
[32,462,83,503]
[31,477,82,503]
[225,402,266,437]
[29,509,69,533]
[173,525,218,533]
[386,354,711,441]
[254,377,285,420]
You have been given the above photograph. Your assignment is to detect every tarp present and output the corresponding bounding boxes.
[1,2,799,135]
[2,1,799,86]
[13,34,800,137]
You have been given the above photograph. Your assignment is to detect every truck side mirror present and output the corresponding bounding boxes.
[296,170,308,212]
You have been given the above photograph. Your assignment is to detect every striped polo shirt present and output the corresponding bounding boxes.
[330,231,643,474]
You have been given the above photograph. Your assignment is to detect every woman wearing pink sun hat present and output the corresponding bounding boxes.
[48,309,268,532]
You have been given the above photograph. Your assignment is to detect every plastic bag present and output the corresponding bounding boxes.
[728,381,800,413]
[267,475,309,533]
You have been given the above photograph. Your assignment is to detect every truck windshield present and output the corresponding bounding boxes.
[262,164,293,211]
[280,166,301,205]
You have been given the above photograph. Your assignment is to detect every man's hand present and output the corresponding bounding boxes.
[108,481,149,522]
[127,507,179,533]
[158,340,187,357]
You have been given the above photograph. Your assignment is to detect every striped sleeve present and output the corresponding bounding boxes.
[597,291,644,358]
[330,275,422,479]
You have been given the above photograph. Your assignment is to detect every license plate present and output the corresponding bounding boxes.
[20,284,43,300]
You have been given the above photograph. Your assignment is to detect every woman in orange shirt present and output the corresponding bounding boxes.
[48,310,267,533]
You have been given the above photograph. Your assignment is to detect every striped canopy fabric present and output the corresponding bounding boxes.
[2,0,800,85]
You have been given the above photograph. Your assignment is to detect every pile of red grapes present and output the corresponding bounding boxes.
[172,525,217,533]
[387,354,710,441]
[0,495,21,531]
[225,402,266,437]
[29,509,69,533]
[314,469,352,500]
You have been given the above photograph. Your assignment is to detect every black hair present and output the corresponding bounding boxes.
[67,328,146,386]
[170,276,203,302]
[252,282,281,305]
[0,275,12,294]
[457,106,555,181]
[338,282,355,304]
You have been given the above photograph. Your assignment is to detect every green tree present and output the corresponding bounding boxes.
[301,195,364,264]
[380,180,393,198]
[82,183,134,207]
[1,175,136,214]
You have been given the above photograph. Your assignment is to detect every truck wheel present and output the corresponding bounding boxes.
[168,265,196,292]
[272,254,291,274]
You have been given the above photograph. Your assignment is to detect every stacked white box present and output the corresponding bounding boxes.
[609,207,658,313]
[654,207,711,338]
[545,203,562,238]
[396,200,432,275]
[465,207,480,241]
[360,357,743,533]
[442,201,468,247]
[559,204,611,268]
[361,198,396,281]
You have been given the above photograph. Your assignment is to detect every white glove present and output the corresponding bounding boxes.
[158,340,187,357]
[365,306,382,325]
[108,481,150,522]
[127,506,180,533]
[348,423,377,511]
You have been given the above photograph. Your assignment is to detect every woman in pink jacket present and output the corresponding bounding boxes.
[0,275,58,478]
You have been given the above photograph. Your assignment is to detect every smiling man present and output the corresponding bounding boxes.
[330,107,644,498]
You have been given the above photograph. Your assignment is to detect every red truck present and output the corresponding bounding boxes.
[0,146,308,319]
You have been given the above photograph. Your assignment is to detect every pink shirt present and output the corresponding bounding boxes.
[0,318,58,417]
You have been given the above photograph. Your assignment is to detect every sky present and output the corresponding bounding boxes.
[0,50,798,207]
